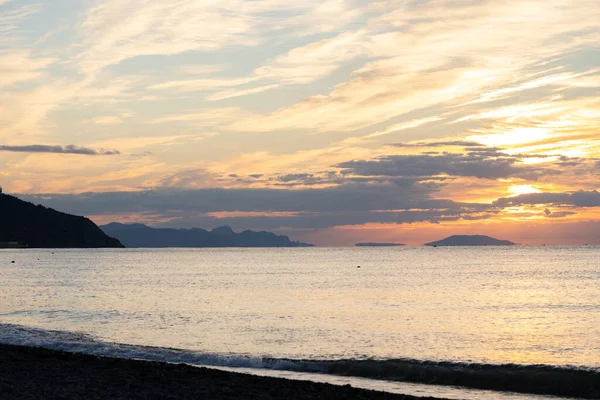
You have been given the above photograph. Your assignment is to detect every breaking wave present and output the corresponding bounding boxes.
[0,323,598,399]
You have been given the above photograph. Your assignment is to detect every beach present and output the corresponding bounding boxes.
[0,344,445,400]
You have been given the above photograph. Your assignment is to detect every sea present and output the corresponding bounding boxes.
[1,247,598,399]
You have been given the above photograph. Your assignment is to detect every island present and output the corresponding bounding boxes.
[0,192,123,248]
[100,223,314,248]
[425,235,515,246]
[355,242,405,247]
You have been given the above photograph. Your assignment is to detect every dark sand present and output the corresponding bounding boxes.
[0,344,445,400]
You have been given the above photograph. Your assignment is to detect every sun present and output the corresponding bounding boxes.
[508,184,541,196]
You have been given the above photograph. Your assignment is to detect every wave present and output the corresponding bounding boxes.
[0,323,598,399]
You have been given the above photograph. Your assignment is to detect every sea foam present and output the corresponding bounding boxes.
[1,323,598,399]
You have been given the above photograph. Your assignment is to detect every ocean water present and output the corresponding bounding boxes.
[1,247,599,398]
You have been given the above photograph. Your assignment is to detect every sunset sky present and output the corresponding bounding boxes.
[1,0,599,245]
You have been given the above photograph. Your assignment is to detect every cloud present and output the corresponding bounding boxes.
[337,148,562,181]
[0,50,56,88]
[206,84,281,101]
[494,190,600,208]
[130,151,153,157]
[0,2,41,36]
[148,108,255,127]
[156,209,497,230]
[251,30,368,85]
[149,29,368,100]
[90,135,195,152]
[149,77,258,92]
[544,210,577,218]
[77,0,363,73]
[17,182,494,230]
[466,71,591,105]
[390,141,483,148]
[225,0,600,134]
[227,63,462,133]
[179,64,226,75]
[0,144,120,155]
[0,4,55,90]
[277,173,315,182]
[462,96,600,155]
[88,116,124,125]
[18,182,472,214]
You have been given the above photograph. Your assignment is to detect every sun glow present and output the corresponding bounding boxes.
[508,185,541,196]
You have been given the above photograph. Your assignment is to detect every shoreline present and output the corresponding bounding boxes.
[0,344,445,400]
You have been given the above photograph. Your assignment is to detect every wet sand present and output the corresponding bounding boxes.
[0,344,445,400]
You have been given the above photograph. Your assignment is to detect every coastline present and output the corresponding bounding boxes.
[0,344,445,400]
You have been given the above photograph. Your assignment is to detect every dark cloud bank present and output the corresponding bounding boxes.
[494,190,600,208]
[18,186,600,231]
[0,145,119,155]
[337,148,562,181]
[14,143,599,233]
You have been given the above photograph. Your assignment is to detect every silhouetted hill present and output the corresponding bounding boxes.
[100,223,314,248]
[0,193,123,248]
[425,235,515,246]
[355,242,405,247]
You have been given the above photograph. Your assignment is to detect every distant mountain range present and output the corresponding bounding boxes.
[100,223,314,248]
[355,242,405,247]
[0,193,123,248]
[425,235,515,246]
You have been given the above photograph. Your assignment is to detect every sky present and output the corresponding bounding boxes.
[1,0,599,245]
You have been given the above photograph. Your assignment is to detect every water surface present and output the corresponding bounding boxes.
[1,247,598,397]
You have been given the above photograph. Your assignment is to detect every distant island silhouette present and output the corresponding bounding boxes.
[425,235,515,246]
[0,192,123,248]
[100,223,314,248]
[355,242,405,247]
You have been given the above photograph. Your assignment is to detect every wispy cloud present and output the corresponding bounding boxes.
[0,2,41,36]
[391,141,482,148]
[76,0,362,73]
[88,116,124,125]
[0,50,56,88]
[148,108,255,127]
[178,64,227,75]
[249,29,368,85]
